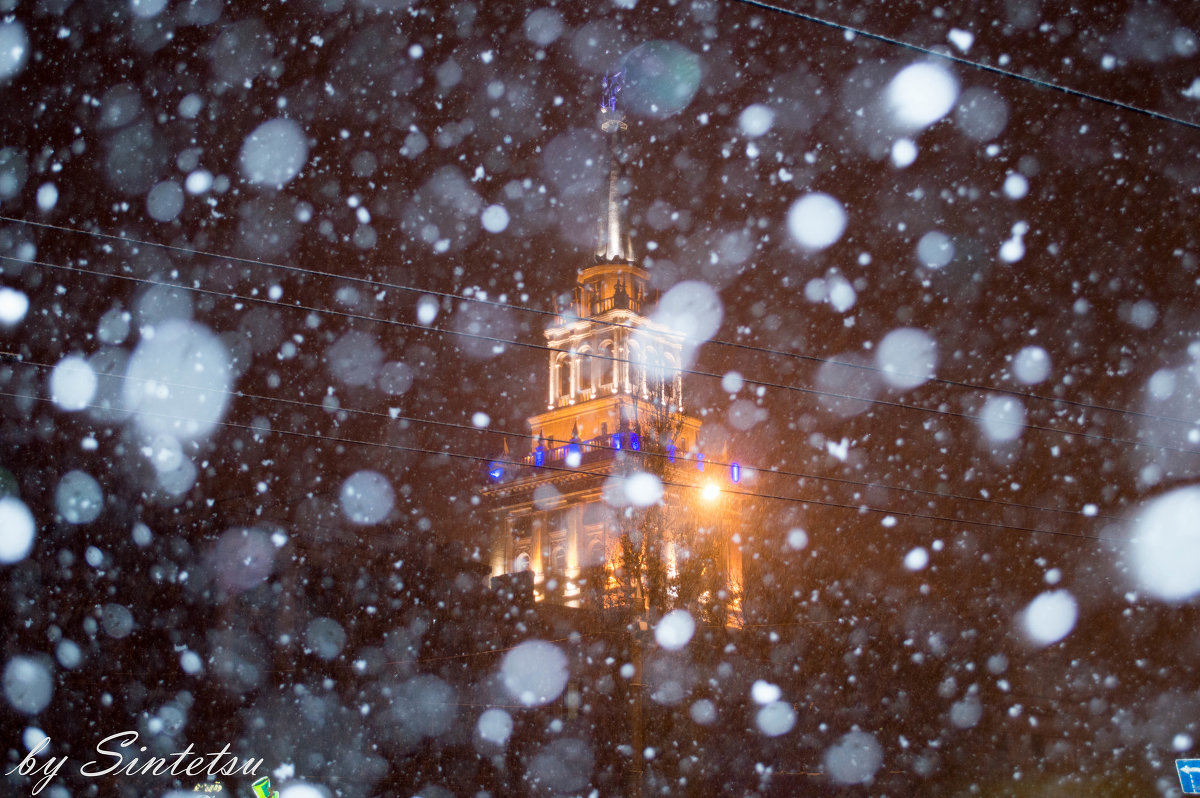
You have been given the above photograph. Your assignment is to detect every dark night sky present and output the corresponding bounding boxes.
[4,0,1200,794]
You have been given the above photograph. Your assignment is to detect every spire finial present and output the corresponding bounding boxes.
[595,71,634,264]
[600,70,627,133]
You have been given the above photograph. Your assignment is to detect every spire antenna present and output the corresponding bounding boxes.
[600,70,627,133]
[596,70,633,264]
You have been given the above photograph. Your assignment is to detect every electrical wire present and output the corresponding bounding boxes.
[0,387,1119,543]
[3,213,1197,434]
[4,247,1196,467]
[729,0,1200,133]
[4,351,1134,525]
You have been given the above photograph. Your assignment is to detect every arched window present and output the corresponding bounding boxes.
[578,346,593,395]
[626,339,642,395]
[600,340,617,390]
[582,539,605,568]
[555,352,571,401]
[513,552,531,573]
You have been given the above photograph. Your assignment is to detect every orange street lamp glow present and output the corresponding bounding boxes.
[701,482,721,502]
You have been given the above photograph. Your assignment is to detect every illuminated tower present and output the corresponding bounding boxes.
[483,77,740,610]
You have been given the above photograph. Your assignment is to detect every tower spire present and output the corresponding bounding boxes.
[596,71,634,265]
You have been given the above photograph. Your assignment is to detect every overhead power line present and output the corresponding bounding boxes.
[5,246,1196,464]
[0,387,1117,544]
[730,0,1200,132]
[1,214,1196,433]
[3,353,1132,525]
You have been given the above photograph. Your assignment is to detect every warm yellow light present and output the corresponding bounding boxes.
[701,482,721,502]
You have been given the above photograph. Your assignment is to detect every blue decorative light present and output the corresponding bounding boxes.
[630,433,640,451]
[730,462,741,483]
[667,444,676,463]
[566,442,581,465]
[534,448,545,467]
[696,453,705,471]
[611,433,622,451]
[488,462,504,481]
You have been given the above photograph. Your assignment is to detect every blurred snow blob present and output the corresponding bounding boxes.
[891,137,917,167]
[1004,173,1029,200]
[379,361,414,395]
[654,609,695,651]
[650,281,723,368]
[620,41,702,118]
[787,193,846,250]
[623,472,663,507]
[955,86,1008,141]
[339,470,394,526]
[0,21,29,83]
[129,0,168,18]
[1013,346,1051,384]
[147,181,184,222]
[501,640,569,706]
[751,680,781,704]
[1021,590,1078,645]
[876,328,937,389]
[755,701,796,737]
[102,603,135,639]
[978,394,1026,443]
[947,28,974,52]
[916,231,954,269]
[211,527,275,593]
[416,295,439,325]
[528,738,593,795]
[390,674,456,741]
[481,204,510,233]
[240,119,308,188]
[305,617,346,660]
[0,497,35,563]
[185,170,213,194]
[36,183,57,211]
[56,470,103,524]
[147,433,183,473]
[1129,486,1200,601]
[477,708,513,746]
[805,272,856,312]
[824,730,883,785]
[326,330,384,387]
[786,527,808,550]
[124,320,232,441]
[3,656,52,715]
[738,104,775,138]
[904,547,929,571]
[999,221,1028,263]
[50,355,97,411]
[0,287,29,324]
[950,695,982,729]
[523,8,564,46]
[887,61,959,130]
[279,784,329,798]
[0,147,26,200]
